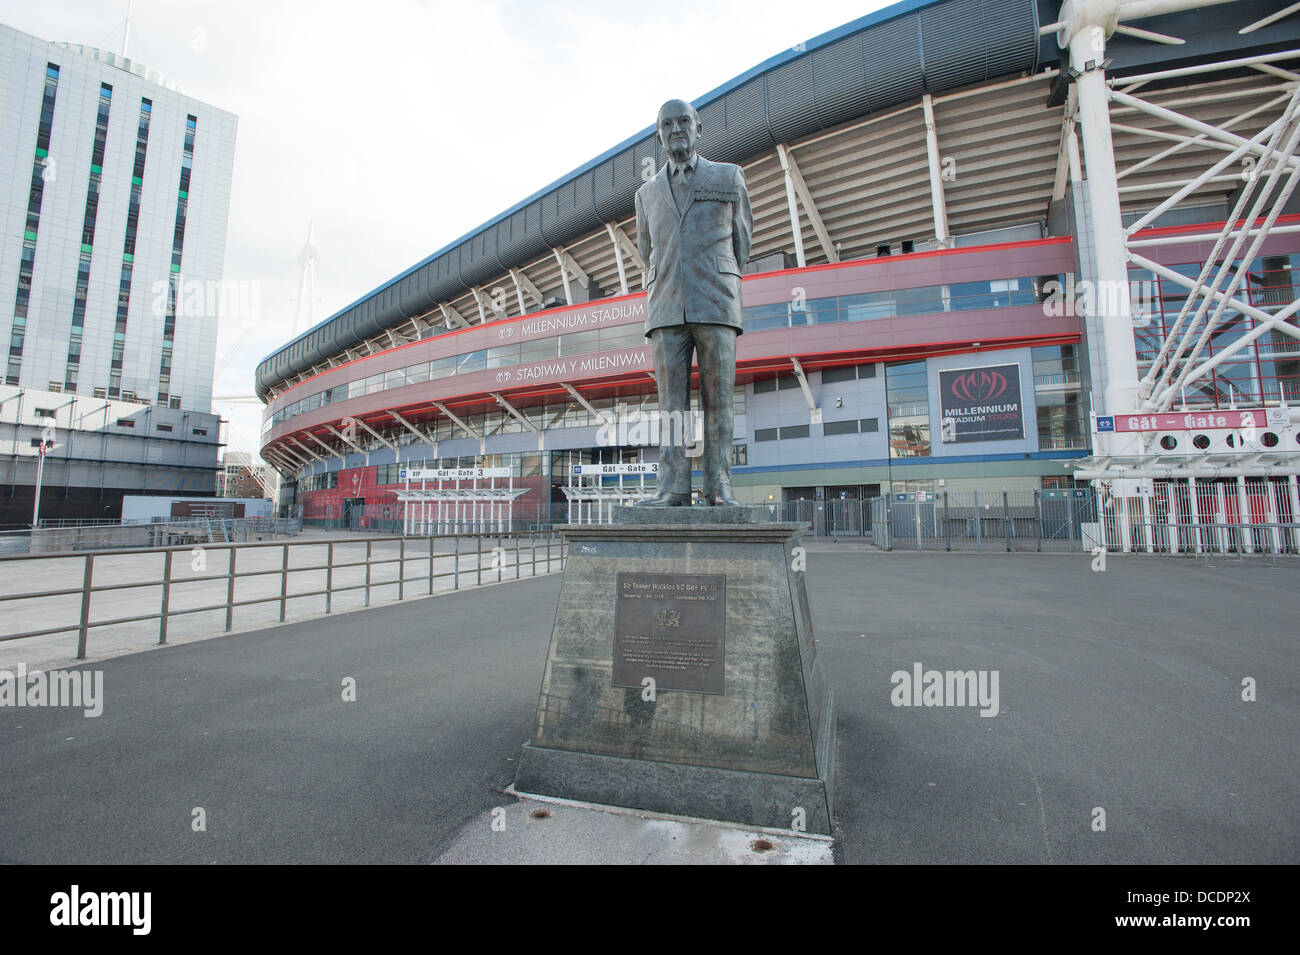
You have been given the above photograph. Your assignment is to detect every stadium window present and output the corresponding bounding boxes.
[860,418,880,433]
[821,366,857,384]
[753,378,776,394]
[779,424,810,440]
[754,428,778,442]
[823,419,858,436]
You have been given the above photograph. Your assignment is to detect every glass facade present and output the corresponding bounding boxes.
[109,98,152,398]
[1132,254,1300,406]
[157,114,196,407]
[7,63,60,385]
[1032,344,1087,451]
[741,274,1059,332]
[64,82,113,392]
[267,321,654,427]
[885,360,930,458]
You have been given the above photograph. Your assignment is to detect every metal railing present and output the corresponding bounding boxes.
[0,530,567,660]
[818,490,1300,557]
[0,517,302,555]
[1115,521,1300,562]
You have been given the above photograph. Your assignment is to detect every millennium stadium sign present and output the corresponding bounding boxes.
[939,364,1025,444]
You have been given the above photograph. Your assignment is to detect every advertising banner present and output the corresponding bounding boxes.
[939,364,1025,443]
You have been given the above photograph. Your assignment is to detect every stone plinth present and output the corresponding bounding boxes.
[514,517,835,834]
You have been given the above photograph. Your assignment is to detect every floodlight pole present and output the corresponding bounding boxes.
[1061,0,1142,426]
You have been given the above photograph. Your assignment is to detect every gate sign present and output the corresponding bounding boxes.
[572,463,658,475]
[939,363,1024,443]
[403,467,511,481]
[1109,410,1270,432]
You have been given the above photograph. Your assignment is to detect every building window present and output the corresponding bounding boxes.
[823,419,858,436]
[886,360,930,458]
[7,63,61,385]
[109,98,153,397]
[755,427,778,442]
[778,424,810,440]
[64,83,113,391]
[821,363,876,384]
[1032,344,1086,451]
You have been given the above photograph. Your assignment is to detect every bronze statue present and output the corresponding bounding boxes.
[634,99,753,507]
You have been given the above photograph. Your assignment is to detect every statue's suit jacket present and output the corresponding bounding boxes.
[634,156,753,331]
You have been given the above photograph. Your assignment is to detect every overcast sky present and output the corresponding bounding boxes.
[0,0,895,456]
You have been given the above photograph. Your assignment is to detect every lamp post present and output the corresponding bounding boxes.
[31,439,51,528]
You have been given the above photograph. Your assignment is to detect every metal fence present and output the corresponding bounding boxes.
[0,530,567,660]
[0,517,302,555]
[836,486,1300,557]
[1095,478,1300,557]
[855,491,1098,552]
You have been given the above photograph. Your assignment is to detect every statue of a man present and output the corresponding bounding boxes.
[634,98,753,507]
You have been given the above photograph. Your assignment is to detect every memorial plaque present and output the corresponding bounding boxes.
[613,572,726,694]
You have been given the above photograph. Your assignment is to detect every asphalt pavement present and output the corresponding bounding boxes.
[0,550,1295,864]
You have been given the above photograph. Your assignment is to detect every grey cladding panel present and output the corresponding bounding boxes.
[863,16,924,108]
[982,0,1039,78]
[766,57,818,143]
[430,251,463,303]
[592,157,621,221]
[720,77,772,156]
[813,35,870,129]
[497,202,548,262]
[458,229,498,288]
[552,170,599,236]
[540,190,562,246]
[634,137,661,183]
[696,99,726,151]
[921,0,981,91]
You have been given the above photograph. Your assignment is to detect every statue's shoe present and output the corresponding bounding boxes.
[635,492,692,507]
[703,487,742,507]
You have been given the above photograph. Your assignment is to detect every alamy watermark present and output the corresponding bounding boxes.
[50,886,150,935]
[150,273,260,324]
[0,664,103,717]
[1042,277,1159,326]
[596,402,703,456]
[890,662,999,717]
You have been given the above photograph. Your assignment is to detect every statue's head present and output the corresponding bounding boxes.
[657,99,701,164]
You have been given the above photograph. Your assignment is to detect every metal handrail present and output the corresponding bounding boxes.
[0,530,567,659]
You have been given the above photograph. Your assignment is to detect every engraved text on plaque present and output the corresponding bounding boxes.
[613,572,726,694]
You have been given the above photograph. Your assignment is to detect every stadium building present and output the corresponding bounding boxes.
[0,23,236,525]
[256,0,1300,545]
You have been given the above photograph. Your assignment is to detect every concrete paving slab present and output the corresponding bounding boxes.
[433,790,833,865]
